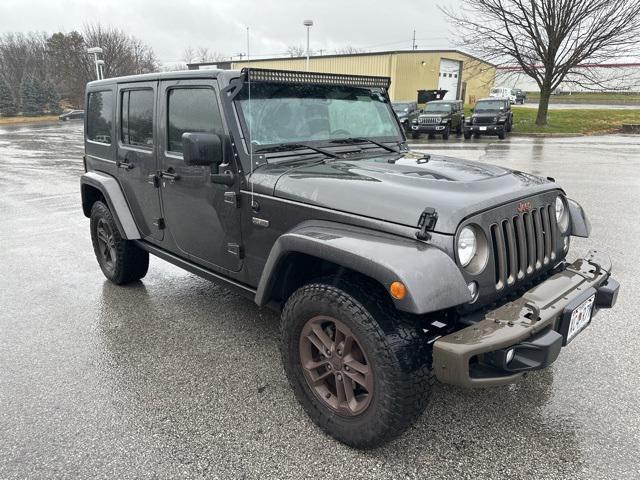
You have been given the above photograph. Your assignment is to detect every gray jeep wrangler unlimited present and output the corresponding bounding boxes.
[81,68,619,449]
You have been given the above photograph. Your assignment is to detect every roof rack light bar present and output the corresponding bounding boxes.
[242,68,391,89]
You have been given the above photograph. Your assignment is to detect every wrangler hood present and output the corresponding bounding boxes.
[252,151,559,234]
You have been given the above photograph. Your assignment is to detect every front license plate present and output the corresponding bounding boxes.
[566,294,595,343]
[479,126,487,131]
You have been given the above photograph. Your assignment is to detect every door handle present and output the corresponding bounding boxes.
[160,168,180,183]
[117,152,136,170]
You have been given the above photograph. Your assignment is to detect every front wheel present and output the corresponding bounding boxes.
[90,201,149,284]
[280,279,433,448]
[498,130,506,139]
[442,124,451,140]
[463,130,472,140]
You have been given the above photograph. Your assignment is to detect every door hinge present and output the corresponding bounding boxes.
[147,173,160,188]
[416,207,438,240]
[227,243,244,259]
[224,191,240,208]
[153,218,166,230]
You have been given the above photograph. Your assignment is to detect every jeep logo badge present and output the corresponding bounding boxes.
[517,201,532,213]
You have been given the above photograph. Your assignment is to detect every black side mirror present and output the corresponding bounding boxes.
[182,132,224,171]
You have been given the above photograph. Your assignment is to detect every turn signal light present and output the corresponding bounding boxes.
[389,281,406,300]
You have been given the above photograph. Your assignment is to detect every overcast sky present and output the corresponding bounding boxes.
[1,0,462,63]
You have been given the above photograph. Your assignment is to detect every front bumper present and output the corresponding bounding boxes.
[433,250,619,387]
[410,124,447,133]
[465,124,505,134]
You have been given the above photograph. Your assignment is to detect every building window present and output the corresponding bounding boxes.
[121,89,154,148]
[167,88,222,154]
[87,91,113,144]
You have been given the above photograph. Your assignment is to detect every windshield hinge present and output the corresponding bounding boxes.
[416,207,438,240]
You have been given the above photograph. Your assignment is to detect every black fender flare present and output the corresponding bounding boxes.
[567,198,591,238]
[255,221,471,315]
[80,171,141,240]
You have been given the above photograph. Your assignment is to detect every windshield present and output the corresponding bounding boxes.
[392,102,413,113]
[423,103,452,113]
[235,83,401,147]
[475,100,505,111]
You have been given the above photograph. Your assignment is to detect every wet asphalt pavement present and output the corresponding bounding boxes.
[1,122,639,479]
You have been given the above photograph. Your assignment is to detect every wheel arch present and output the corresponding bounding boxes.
[255,221,471,315]
[81,171,141,240]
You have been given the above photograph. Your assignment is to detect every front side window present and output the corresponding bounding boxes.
[121,89,154,148]
[235,83,401,147]
[167,88,222,153]
[87,90,113,144]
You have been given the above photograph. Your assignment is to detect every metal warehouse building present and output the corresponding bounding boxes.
[191,50,496,105]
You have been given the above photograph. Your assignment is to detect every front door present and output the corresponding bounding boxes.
[116,82,163,240]
[157,79,242,272]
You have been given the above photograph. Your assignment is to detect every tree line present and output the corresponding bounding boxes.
[0,24,158,117]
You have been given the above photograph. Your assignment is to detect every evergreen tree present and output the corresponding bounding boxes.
[0,78,17,117]
[20,76,45,116]
[43,80,62,114]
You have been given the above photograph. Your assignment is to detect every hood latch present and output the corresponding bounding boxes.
[416,207,438,240]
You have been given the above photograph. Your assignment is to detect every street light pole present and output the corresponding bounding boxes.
[303,20,313,71]
[87,47,104,80]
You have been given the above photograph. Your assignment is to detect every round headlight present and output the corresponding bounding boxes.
[555,196,569,232]
[457,226,477,267]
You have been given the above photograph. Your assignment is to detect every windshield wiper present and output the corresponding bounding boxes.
[329,137,400,153]
[254,143,339,159]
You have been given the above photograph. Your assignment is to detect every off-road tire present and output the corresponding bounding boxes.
[506,119,513,132]
[280,277,433,449]
[463,130,472,140]
[498,130,506,140]
[442,124,450,140]
[90,201,149,285]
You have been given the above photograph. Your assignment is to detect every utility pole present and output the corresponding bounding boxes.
[412,30,417,50]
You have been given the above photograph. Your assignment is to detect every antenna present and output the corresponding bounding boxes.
[247,26,254,206]
[412,30,417,50]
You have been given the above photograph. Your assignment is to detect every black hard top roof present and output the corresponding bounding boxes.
[86,68,238,88]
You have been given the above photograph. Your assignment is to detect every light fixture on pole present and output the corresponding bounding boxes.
[303,20,313,71]
[87,47,104,80]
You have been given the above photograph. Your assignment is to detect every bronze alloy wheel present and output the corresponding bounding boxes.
[95,217,116,273]
[299,315,373,416]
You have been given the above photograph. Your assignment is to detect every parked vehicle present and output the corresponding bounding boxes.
[513,88,526,104]
[59,109,84,121]
[490,87,517,104]
[81,68,619,449]
[464,98,513,139]
[408,100,464,140]
[392,101,418,127]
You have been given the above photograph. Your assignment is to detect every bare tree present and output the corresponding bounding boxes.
[335,45,365,55]
[443,0,640,125]
[286,45,306,57]
[182,46,227,64]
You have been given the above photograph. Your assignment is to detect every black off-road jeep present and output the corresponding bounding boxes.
[464,98,513,139]
[408,100,464,140]
[81,68,619,449]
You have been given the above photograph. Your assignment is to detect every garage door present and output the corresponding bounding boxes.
[438,59,461,100]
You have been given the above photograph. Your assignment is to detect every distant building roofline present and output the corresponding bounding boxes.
[186,49,495,68]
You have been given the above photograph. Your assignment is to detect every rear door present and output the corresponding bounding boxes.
[157,79,242,272]
[116,82,163,240]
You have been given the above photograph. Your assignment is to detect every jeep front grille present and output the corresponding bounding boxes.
[418,116,440,125]
[489,204,558,291]
[474,116,495,125]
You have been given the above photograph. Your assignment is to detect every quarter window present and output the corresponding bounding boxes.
[167,88,222,154]
[87,90,113,144]
[121,89,154,148]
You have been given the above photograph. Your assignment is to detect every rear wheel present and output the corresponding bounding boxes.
[90,201,149,285]
[280,278,433,448]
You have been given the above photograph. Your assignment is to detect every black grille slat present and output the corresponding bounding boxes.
[532,209,544,269]
[514,215,527,280]
[489,199,559,291]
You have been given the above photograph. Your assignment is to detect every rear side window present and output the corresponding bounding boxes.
[87,91,113,144]
[167,88,222,154]
[121,89,154,148]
